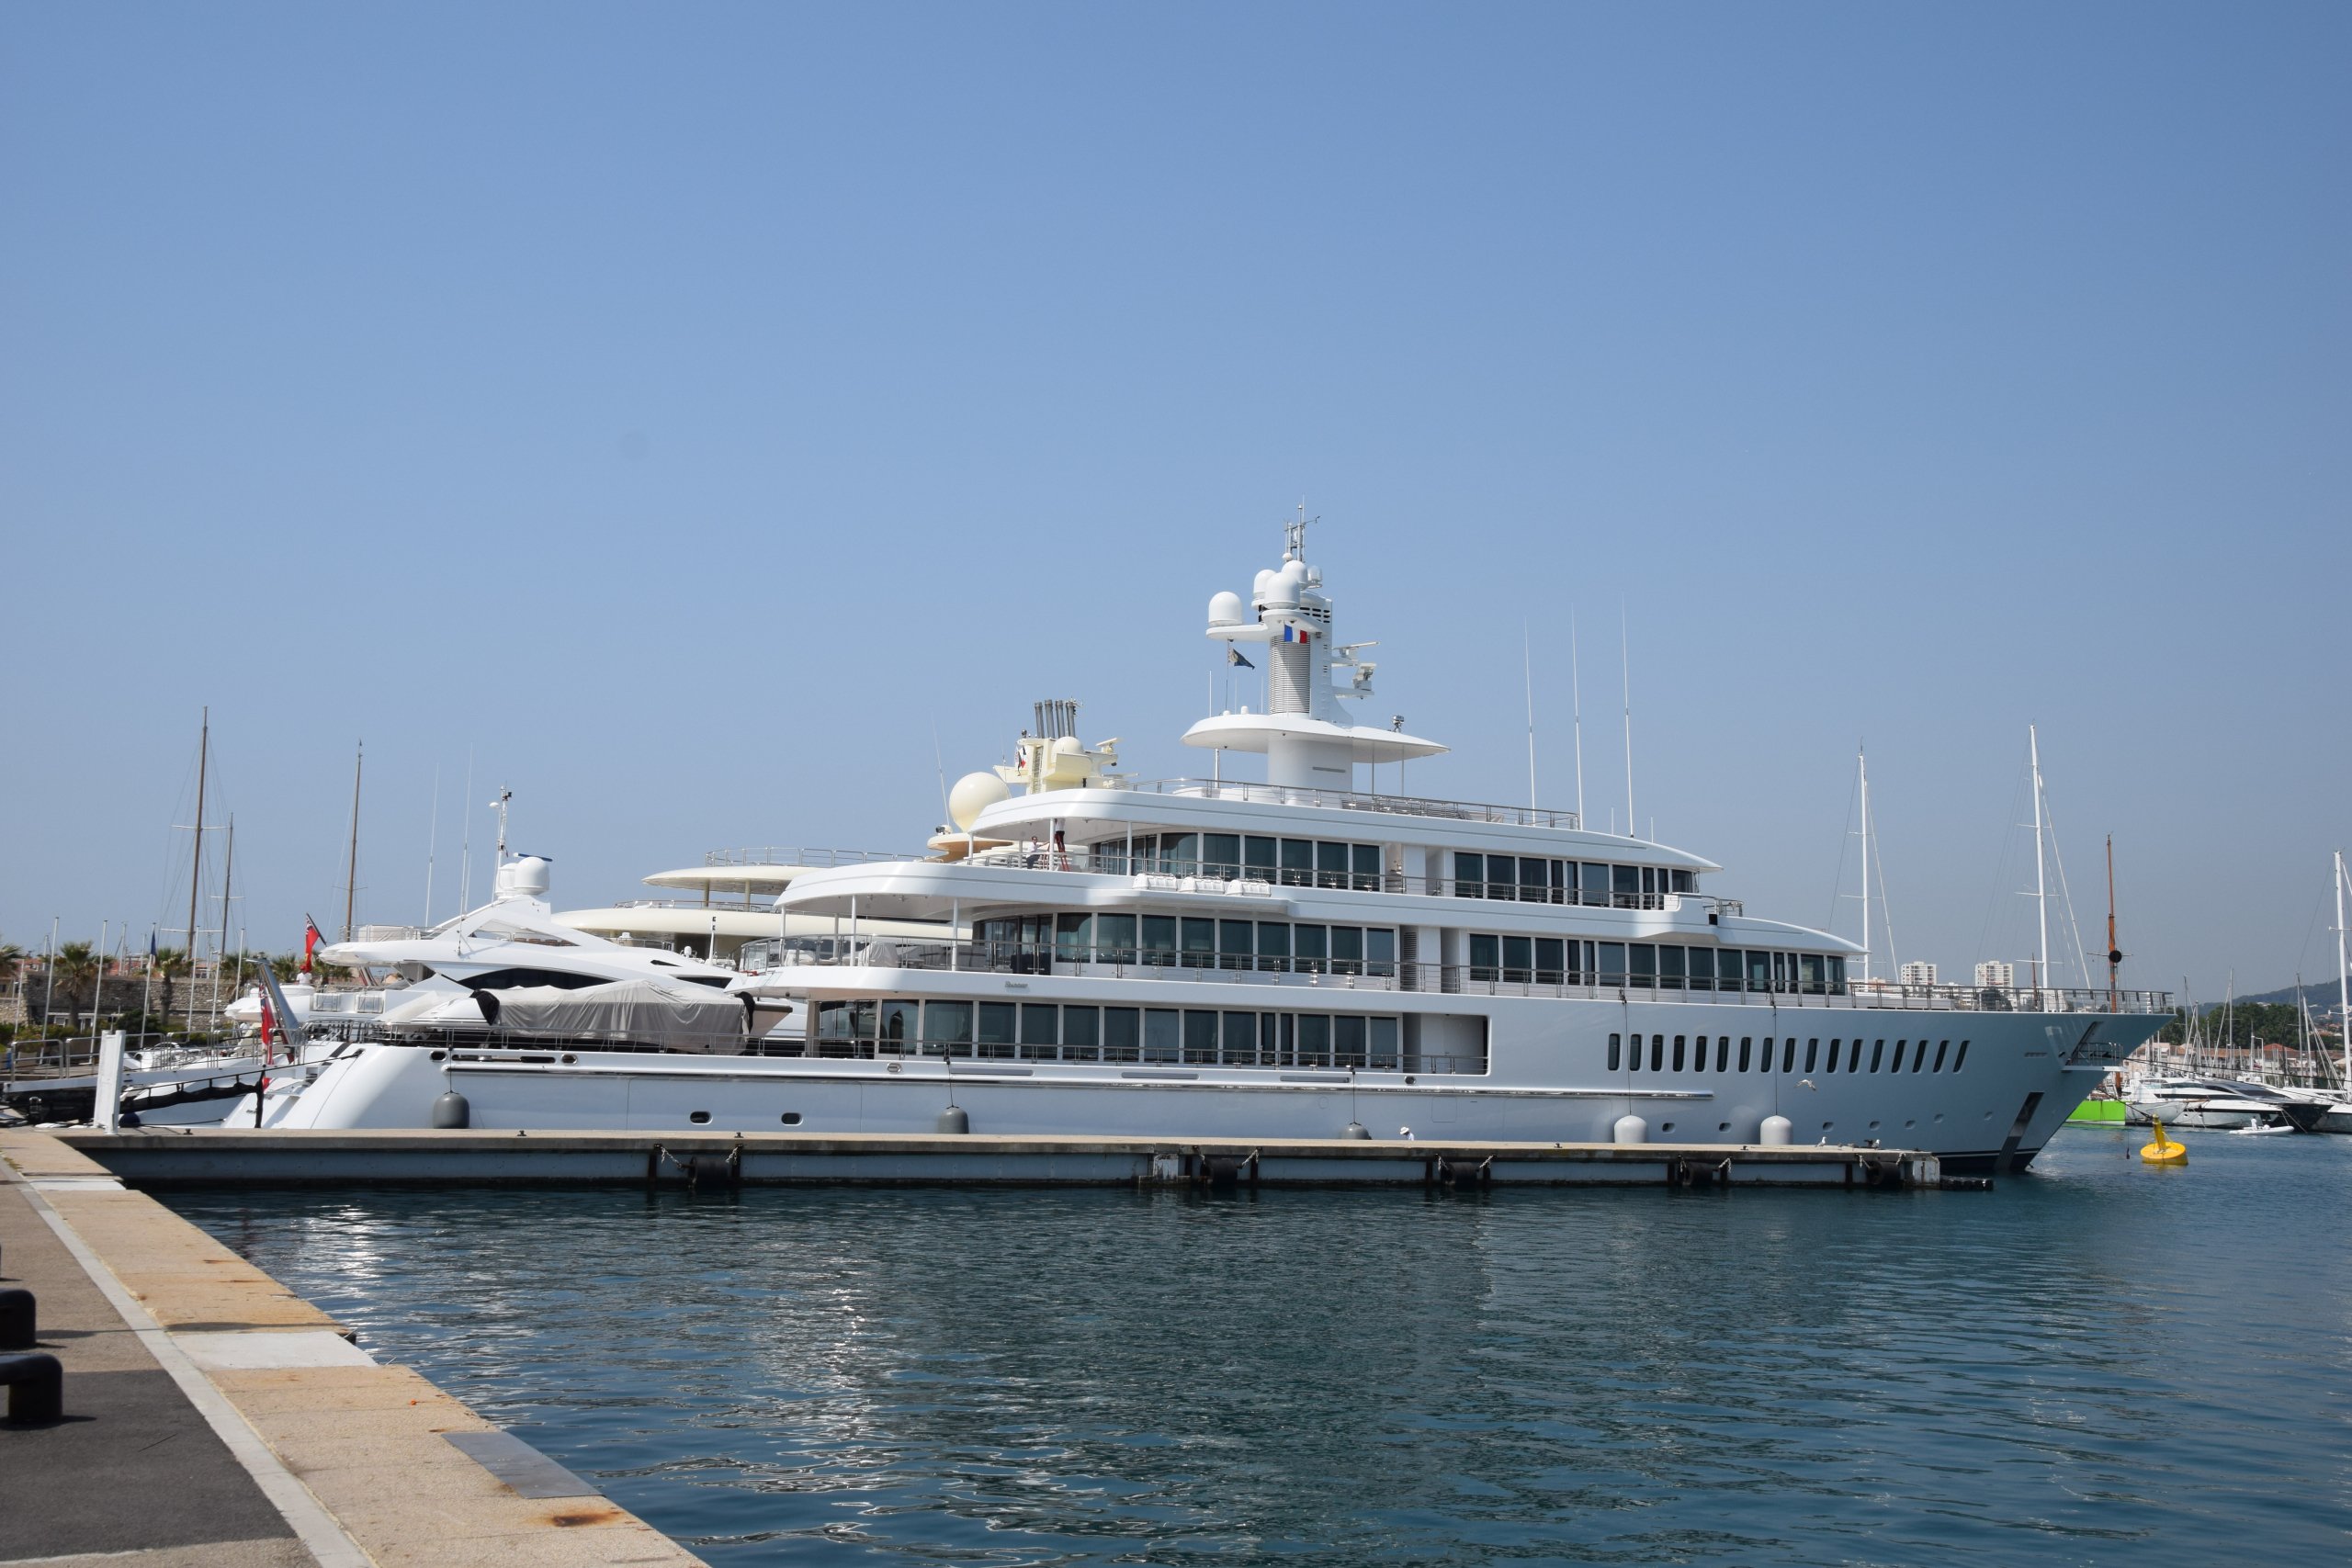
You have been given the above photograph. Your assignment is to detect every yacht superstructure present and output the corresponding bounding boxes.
[275,522,2168,1172]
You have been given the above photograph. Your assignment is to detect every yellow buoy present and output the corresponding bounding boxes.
[2140,1119,2187,1165]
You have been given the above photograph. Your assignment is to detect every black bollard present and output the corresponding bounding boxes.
[0,1289,34,1350]
[0,1351,62,1424]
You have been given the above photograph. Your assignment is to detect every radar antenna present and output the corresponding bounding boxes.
[1284,500,1318,562]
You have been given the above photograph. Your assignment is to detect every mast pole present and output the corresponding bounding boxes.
[185,707,208,974]
[1569,609,1585,826]
[2104,834,2120,1013]
[2335,850,2349,1089]
[1620,605,1634,840]
[1522,622,1537,811]
[1859,746,1871,985]
[342,741,363,942]
[2030,725,2049,1004]
[424,762,440,926]
[213,816,233,1024]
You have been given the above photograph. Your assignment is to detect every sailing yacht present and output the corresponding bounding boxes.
[276,521,2169,1172]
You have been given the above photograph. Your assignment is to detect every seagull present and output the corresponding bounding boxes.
[1799,1078,1818,1090]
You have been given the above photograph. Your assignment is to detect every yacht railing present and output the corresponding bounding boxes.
[1114,778,1581,831]
[811,941,2171,1014]
[702,846,908,869]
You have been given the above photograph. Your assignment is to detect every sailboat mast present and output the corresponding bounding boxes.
[185,707,208,964]
[1569,610,1585,826]
[2104,834,2120,1012]
[2335,850,2349,1088]
[1858,747,1871,984]
[2030,725,2049,999]
[342,741,363,942]
[213,815,234,1021]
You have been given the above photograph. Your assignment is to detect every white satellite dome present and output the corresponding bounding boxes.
[1208,590,1247,627]
[1251,568,1277,601]
[493,855,552,899]
[948,771,1011,830]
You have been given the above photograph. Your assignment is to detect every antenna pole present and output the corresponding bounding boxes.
[2030,725,2048,1003]
[1569,609,1585,826]
[213,817,233,1024]
[458,748,475,912]
[185,707,208,964]
[1858,747,1871,984]
[424,762,440,926]
[342,741,363,942]
[493,786,511,864]
[1522,621,1537,810]
[1620,604,1634,840]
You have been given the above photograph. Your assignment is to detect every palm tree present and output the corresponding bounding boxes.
[52,942,98,1031]
[151,947,191,1032]
[268,952,302,984]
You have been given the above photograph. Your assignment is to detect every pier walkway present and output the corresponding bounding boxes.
[0,1130,705,1568]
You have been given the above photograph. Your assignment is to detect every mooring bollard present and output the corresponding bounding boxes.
[0,1351,62,1424]
[0,1289,33,1350]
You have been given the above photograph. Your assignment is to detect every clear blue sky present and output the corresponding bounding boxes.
[4,4,2346,1003]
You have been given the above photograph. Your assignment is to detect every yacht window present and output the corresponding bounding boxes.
[1715,1036,1730,1072]
[1062,1006,1101,1061]
[1612,864,1640,908]
[1096,914,1137,963]
[1672,1035,1687,1071]
[1336,1014,1368,1067]
[880,998,919,1049]
[1799,954,1825,994]
[1456,851,1486,897]
[1720,951,1745,991]
[1912,1040,1929,1073]
[1579,863,1611,906]
[1804,1039,1819,1073]
[1609,1032,1623,1071]
[1368,929,1397,977]
[1180,918,1216,967]
[1369,1016,1400,1069]
[1629,943,1656,989]
[1519,858,1551,903]
[1828,955,1848,991]
[1280,839,1315,886]
[1352,843,1382,890]
[689,1111,711,1124]
[1056,913,1092,963]
[1824,1038,1839,1074]
[1021,1003,1059,1055]
[1503,935,1532,982]
[1781,1038,1797,1073]
[1598,942,1628,986]
[1889,1040,1906,1073]
[1535,937,1565,984]
[1650,1034,1665,1072]
[1163,833,1200,877]
[1640,866,1657,901]
[1219,919,1254,970]
[1953,1040,1970,1072]
[1870,1038,1885,1072]
[1144,1009,1180,1062]
[924,1000,972,1054]
[1331,925,1365,975]
[1738,1036,1752,1072]
[978,1001,1017,1056]
[1142,916,1178,966]
[1257,921,1292,972]
[1931,1039,1950,1072]
[1223,1011,1259,1066]
[1244,836,1279,877]
[1317,840,1351,887]
[1658,945,1686,989]
[451,966,605,991]
[1183,1010,1217,1065]
[780,1112,801,1126]
[1265,1011,1290,1065]
[1103,1007,1140,1061]
[1747,951,1772,992]
[1204,834,1241,880]
[1670,869,1694,893]
[1470,934,1500,982]
[1298,1013,1332,1066]
[469,919,578,947]
[1294,924,1329,974]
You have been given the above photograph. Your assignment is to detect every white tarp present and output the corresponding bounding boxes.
[480,978,747,1049]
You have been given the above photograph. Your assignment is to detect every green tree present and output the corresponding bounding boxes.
[151,947,191,1032]
[267,952,302,984]
[51,942,98,1030]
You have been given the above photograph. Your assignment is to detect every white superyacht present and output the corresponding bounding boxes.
[277,522,2167,1172]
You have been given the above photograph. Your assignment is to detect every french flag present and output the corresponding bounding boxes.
[1279,626,1310,643]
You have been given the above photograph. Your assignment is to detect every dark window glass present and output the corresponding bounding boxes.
[1609,1032,1623,1071]
[1182,1010,1217,1064]
[1294,924,1328,974]
[1280,839,1315,886]
[1096,914,1137,963]
[1581,863,1610,906]
[924,1000,973,1050]
[1203,834,1241,879]
[1828,955,1847,990]
[1335,1014,1368,1066]
[1613,864,1640,908]
[1847,1039,1862,1073]
[1317,841,1350,887]
[1062,1006,1099,1060]
[1650,1034,1665,1072]
[1102,1007,1140,1060]
[1056,912,1092,962]
[1953,1040,1970,1072]
[1889,1040,1906,1072]
[1141,915,1177,965]
[978,1001,1017,1047]
[1781,1038,1796,1073]
[1715,1036,1729,1072]
[1719,950,1744,988]
[1244,836,1278,876]
[1503,935,1532,981]
[1748,951,1772,990]
[1658,945,1686,987]
[1871,1038,1885,1072]
[1180,918,1216,967]
[1931,1039,1950,1073]
[1257,921,1292,972]
[881,998,919,1046]
[1824,1037,1839,1074]
[1163,833,1199,876]
[1223,1011,1258,1066]
[1218,919,1253,968]
[1912,1040,1928,1073]
[1799,954,1825,993]
[1534,937,1565,984]
[1367,929,1396,976]
[1144,1009,1180,1061]
[1519,858,1549,901]
[1298,1013,1332,1066]
[1486,854,1516,900]
[1671,868,1694,893]
[1672,1035,1687,1071]
[1804,1038,1818,1073]
[1599,942,1628,985]
[1456,851,1484,897]
[1330,925,1364,975]
[1352,842,1381,889]
[1630,943,1657,988]
[1738,1036,1752,1072]
[1368,1016,1400,1068]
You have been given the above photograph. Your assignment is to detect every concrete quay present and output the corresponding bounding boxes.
[47,1125,1955,1190]
[1,1129,704,1568]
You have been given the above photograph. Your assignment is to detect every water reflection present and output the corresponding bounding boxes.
[169,1132,2352,1565]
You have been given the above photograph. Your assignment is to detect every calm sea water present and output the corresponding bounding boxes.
[169,1129,2352,1567]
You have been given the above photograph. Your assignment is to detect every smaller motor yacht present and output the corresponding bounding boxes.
[2125,1076,2324,1133]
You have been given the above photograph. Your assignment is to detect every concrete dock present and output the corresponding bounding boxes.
[45,1125,1958,1190]
[1,1129,705,1567]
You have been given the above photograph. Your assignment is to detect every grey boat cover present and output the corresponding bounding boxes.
[481,978,747,1048]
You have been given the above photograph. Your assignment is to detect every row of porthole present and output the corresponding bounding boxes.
[684,1111,803,1125]
[1654,1112,1953,1136]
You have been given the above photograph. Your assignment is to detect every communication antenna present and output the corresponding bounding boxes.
[457,747,475,912]
[2335,849,2348,1088]
[1522,621,1537,810]
[1620,604,1634,840]
[2104,834,2124,1012]
[424,761,441,926]
[1858,747,1872,984]
[492,785,512,865]
[2030,725,2049,998]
